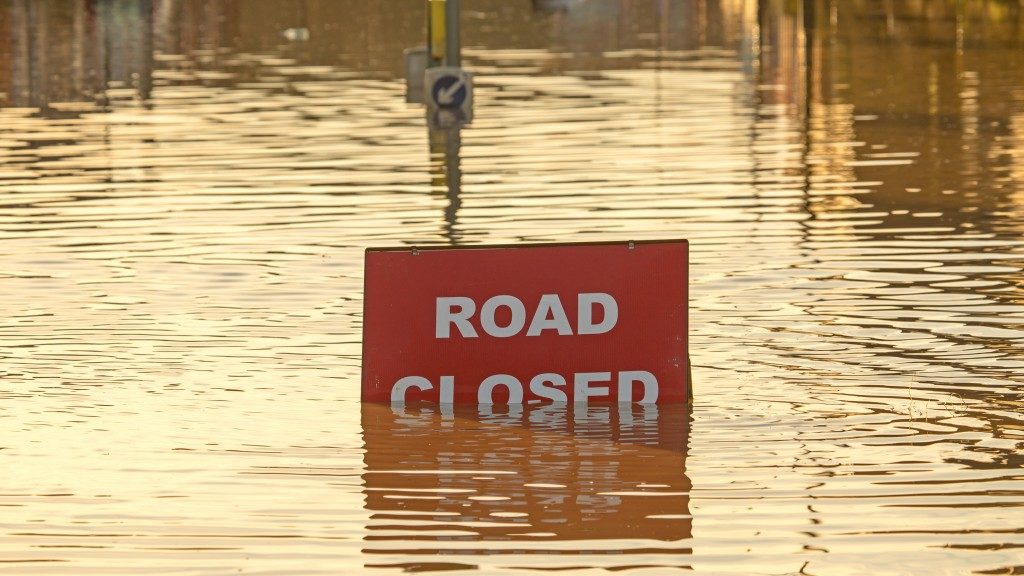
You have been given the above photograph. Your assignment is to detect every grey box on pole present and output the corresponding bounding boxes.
[404,46,428,104]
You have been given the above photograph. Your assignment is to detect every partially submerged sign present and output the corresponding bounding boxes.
[423,66,473,128]
[425,66,473,115]
[361,240,689,404]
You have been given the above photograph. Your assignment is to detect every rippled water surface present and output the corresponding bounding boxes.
[2,0,1024,574]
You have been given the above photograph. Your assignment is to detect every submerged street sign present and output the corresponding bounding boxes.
[361,240,689,404]
[425,66,473,115]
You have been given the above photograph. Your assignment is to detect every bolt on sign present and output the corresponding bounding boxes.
[361,240,689,404]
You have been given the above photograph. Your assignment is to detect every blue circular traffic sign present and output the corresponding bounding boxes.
[430,74,468,109]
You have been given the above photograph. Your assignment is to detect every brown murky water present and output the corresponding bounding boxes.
[2,0,1023,574]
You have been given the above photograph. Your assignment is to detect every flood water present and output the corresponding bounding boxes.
[2,0,1024,574]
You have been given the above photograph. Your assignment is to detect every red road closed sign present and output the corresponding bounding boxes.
[361,240,689,404]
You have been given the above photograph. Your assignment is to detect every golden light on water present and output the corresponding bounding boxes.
[2,0,1024,573]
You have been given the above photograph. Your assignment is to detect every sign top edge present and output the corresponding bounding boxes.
[364,239,688,254]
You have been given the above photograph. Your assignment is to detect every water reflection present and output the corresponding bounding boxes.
[361,403,691,571]
[428,121,464,244]
[3,0,1024,573]
[4,0,154,109]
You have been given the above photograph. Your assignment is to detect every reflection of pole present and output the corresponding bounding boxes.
[801,0,815,225]
[802,0,813,123]
[802,0,814,165]
[10,0,30,106]
[140,0,154,102]
[96,0,111,109]
[444,128,462,243]
[429,126,462,244]
[18,0,49,108]
[72,0,86,99]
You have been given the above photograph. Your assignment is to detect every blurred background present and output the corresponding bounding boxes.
[1,1,1023,574]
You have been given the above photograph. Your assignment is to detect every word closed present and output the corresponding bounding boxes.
[362,240,689,404]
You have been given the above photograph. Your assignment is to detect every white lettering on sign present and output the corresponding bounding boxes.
[435,293,618,339]
[436,297,478,338]
[440,375,455,404]
[618,370,658,403]
[389,370,658,404]
[390,375,433,403]
[478,374,524,404]
[578,292,618,335]
[574,372,611,402]
[526,295,573,336]
[529,373,568,402]
[480,296,527,337]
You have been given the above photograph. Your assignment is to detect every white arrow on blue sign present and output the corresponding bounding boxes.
[425,67,473,114]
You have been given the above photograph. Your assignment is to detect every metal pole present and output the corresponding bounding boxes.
[445,0,460,67]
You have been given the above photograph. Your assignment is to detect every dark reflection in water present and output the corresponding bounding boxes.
[361,403,691,571]
[429,124,464,245]
[3,0,154,108]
